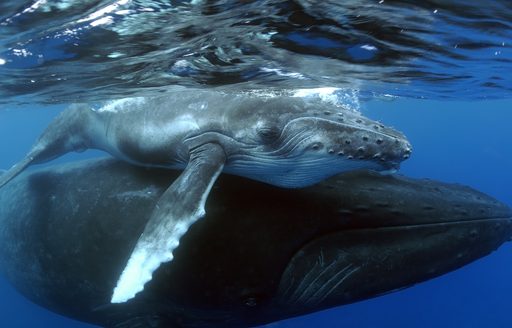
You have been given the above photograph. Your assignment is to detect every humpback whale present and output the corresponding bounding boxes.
[0,159,510,327]
[0,91,412,303]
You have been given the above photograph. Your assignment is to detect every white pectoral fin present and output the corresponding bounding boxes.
[0,155,35,189]
[111,143,226,303]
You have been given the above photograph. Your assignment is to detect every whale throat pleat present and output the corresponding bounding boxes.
[111,143,226,303]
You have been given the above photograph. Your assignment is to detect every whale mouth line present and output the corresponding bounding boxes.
[320,217,512,234]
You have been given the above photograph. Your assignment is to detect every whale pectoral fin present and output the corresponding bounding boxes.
[111,143,226,303]
[0,155,36,188]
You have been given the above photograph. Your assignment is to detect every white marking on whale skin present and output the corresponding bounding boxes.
[128,113,199,154]
[187,101,209,111]
[378,168,398,176]
[113,186,159,202]
[95,97,146,113]
[165,114,200,135]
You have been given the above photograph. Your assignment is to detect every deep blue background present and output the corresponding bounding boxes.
[0,98,511,327]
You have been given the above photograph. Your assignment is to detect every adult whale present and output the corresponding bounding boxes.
[0,159,510,327]
[0,91,412,303]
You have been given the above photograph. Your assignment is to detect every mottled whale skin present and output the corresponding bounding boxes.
[0,159,510,327]
[0,91,412,303]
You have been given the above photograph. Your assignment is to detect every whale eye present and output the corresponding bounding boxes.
[256,125,280,143]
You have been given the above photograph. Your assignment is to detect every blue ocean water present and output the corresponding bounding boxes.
[1,1,511,327]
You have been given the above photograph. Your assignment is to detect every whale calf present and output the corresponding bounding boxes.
[0,91,412,302]
[0,159,509,327]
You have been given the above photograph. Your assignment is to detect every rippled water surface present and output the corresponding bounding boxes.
[1,0,512,104]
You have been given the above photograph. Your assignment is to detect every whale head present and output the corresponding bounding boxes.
[223,96,412,188]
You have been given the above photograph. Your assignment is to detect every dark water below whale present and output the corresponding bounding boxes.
[0,1,511,327]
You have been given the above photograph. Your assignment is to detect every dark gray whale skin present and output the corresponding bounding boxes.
[0,158,510,328]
